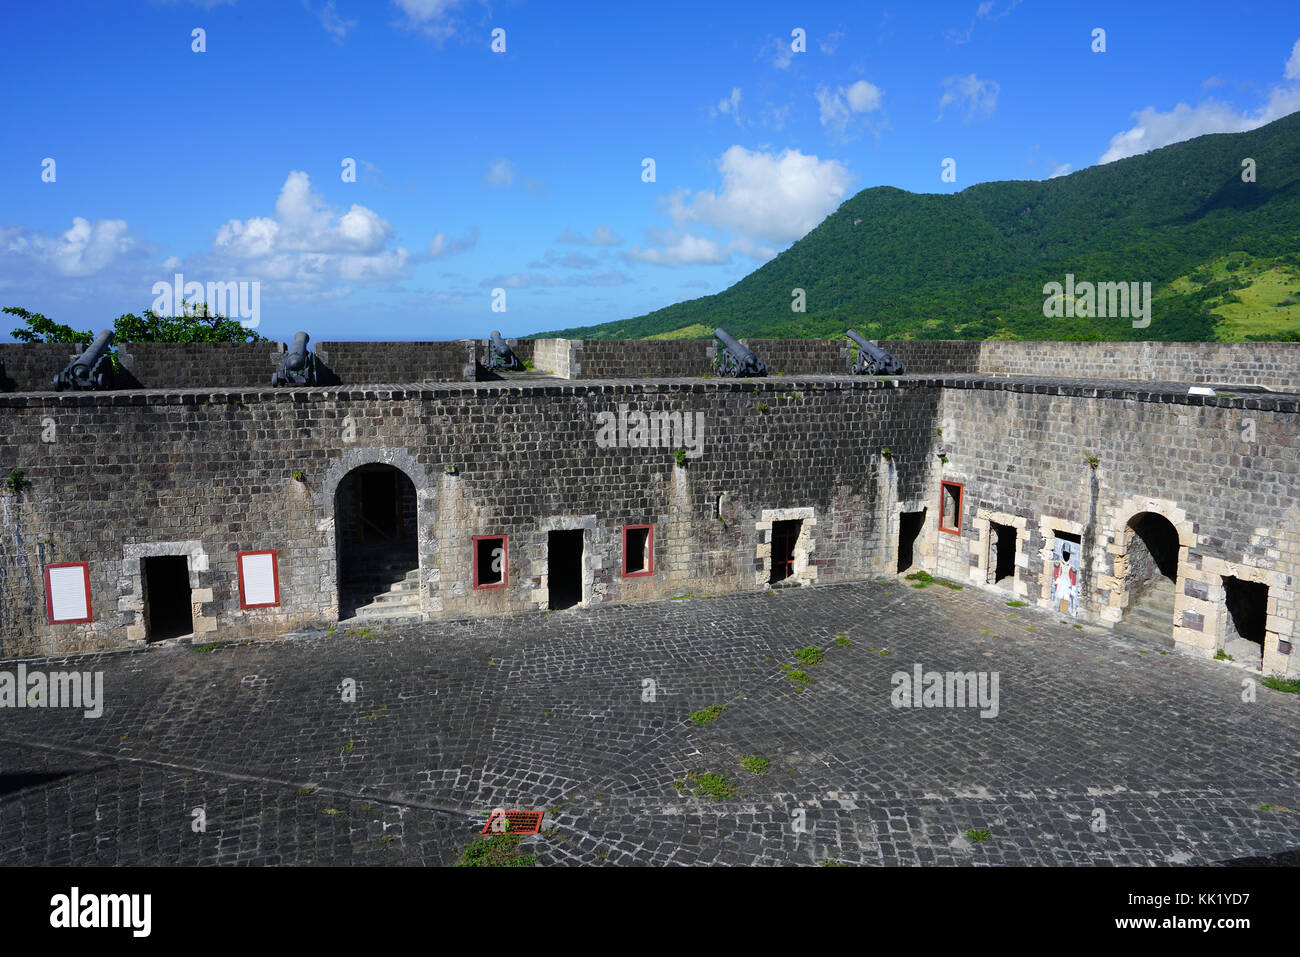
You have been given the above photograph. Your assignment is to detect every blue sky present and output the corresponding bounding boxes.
[3,0,1299,343]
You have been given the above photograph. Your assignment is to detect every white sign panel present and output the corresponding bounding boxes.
[48,565,90,622]
[240,552,278,607]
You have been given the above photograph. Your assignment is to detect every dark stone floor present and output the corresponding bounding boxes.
[2,578,1297,866]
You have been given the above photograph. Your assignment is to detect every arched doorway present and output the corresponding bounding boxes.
[335,464,419,619]
[1118,511,1180,644]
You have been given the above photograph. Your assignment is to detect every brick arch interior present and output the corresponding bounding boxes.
[1123,511,1182,606]
[1101,497,1196,623]
[319,449,436,620]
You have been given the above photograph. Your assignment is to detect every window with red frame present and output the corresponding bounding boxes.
[623,525,653,577]
[939,481,964,535]
[473,535,508,588]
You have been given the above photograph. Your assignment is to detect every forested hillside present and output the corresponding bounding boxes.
[535,111,1300,342]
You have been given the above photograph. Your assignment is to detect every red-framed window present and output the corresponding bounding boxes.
[622,524,654,577]
[44,562,93,624]
[473,535,508,589]
[237,550,281,609]
[939,481,964,535]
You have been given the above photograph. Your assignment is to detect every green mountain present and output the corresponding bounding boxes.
[534,110,1300,342]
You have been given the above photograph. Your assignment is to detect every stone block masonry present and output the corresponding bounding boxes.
[0,343,87,392]
[314,341,478,384]
[0,377,938,657]
[0,337,1296,678]
[117,342,285,389]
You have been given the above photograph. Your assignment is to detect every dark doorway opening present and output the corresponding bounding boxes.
[770,519,801,585]
[1223,576,1267,666]
[548,530,584,610]
[990,522,1017,585]
[336,465,419,618]
[897,509,925,573]
[1126,513,1179,588]
[142,556,192,641]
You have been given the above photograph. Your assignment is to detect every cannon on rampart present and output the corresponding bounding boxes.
[488,330,521,370]
[712,327,769,377]
[846,329,904,375]
[272,331,317,386]
[53,330,114,391]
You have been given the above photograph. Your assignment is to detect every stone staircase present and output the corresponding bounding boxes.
[339,558,421,621]
[1116,577,1176,647]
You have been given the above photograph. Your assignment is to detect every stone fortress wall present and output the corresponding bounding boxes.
[0,336,1295,678]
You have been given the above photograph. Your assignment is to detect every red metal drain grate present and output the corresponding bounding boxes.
[481,809,545,835]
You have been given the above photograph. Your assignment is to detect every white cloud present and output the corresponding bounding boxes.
[556,225,623,246]
[0,217,140,278]
[483,159,546,194]
[391,0,467,42]
[816,80,884,136]
[528,249,602,269]
[1100,38,1300,163]
[478,271,631,288]
[762,35,794,70]
[1048,163,1072,179]
[210,170,412,288]
[427,227,478,259]
[306,1,356,42]
[762,102,792,131]
[625,232,731,267]
[484,158,515,187]
[711,87,743,126]
[937,73,999,122]
[947,0,1022,45]
[819,30,845,55]
[667,146,854,244]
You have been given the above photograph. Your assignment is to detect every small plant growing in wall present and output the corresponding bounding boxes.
[674,448,687,468]
[881,448,894,462]
[1085,453,1100,470]
[5,469,28,493]
[937,453,949,465]
[444,464,459,475]
[292,470,306,483]
[756,401,769,413]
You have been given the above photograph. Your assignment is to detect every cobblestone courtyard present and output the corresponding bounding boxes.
[2,579,1298,866]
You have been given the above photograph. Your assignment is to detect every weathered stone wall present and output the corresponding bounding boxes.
[314,341,478,384]
[530,338,572,377]
[880,340,982,375]
[0,343,85,392]
[931,378,1300,674]
[0,378,939,657]
[117,342,285,389]
[976,341,1300,389]
[569,339,711,379]
[743,339,850,375]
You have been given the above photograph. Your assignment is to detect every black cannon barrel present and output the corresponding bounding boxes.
[272,331,317,386]
[846,329,904,375]
[285,331,310,372]
[487,330,520,369]
[713,327,769,377]
[54,329,114,390]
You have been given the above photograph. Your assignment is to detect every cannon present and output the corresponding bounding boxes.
[712,327,769,377]
[53,329,114,391]
[487,330,520,370]
[272,331,317,386]
[846,329,904,375]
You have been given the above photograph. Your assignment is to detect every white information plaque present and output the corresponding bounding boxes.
[47,565,90,622]
[239,551,279,608]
